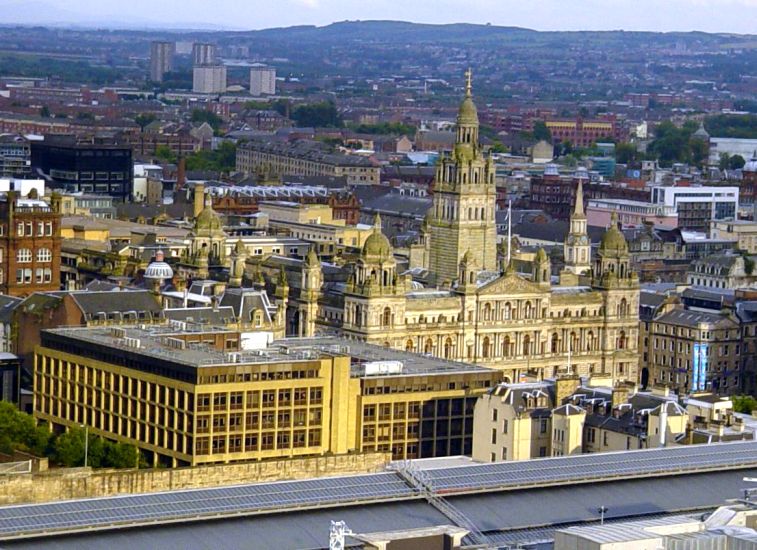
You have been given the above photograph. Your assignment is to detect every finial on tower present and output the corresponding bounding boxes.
[373,213,382,232]
[573,179,585,217]
[465,67,473,97]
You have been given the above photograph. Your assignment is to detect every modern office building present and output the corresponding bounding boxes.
[192,43,217,66]
[249,65,276,96]
[149,41,175,83]
[192,65,227,94]
[31,136,133,201]
[0,134,31,178]
[649,185,739,231]
[33,326,500,466]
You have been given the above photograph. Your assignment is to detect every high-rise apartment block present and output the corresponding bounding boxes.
[192,65,227,94]
[250,65,276,96]
[149,41,175,83]
[192,43,217,66]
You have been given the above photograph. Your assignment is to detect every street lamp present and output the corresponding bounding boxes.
[597,506,608,525]
[81,424,88,468]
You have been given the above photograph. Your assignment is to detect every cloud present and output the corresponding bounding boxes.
[293,0,319,8]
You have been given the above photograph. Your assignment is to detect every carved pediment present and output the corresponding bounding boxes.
[477,272,545,296]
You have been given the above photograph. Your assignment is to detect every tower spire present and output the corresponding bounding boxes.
[573,179,585,217]
[465,67,473,97]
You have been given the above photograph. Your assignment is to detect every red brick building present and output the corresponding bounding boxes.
[0,191,62,297]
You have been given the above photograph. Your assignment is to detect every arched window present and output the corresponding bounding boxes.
[523,335,530,356]
[524,301,533,319]
[619,298,628,317]
[382,307,392,327]
[587,331,594,351]
[551,333,559,354]
[483,303,492,321]
[482,336,490,359]
[406,339,414,352]
[502,336,511,357]
[424,338,433,354]
[503,302,512,320]
[444,338,453,359]
[618,331,626,350]
[570,332,578,353]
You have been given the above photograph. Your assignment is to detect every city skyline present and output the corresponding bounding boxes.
[1,0,757,34]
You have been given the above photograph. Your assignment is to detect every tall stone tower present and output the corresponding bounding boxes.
[427,70,497,283]
[593,211,640,382]
[299,247,322,337]
[563,179,591,275]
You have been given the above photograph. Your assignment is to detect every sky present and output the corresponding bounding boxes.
[3,0,757,34]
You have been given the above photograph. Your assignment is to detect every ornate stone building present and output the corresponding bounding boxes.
[262,74,641,385]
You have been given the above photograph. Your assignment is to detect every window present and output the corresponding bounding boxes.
[491,428,497,444]
[16,249,32,263]
[491,409,498,422]
[37,222,44,236]
[45,222,52,236]
[502,419,508,434]
[37,248,52,262]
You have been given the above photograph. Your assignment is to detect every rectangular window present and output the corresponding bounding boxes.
[502,419,508,434]
[491,428,497,444]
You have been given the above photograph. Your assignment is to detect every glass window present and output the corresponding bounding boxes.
[16,249,32,263]
[37,248,52,262]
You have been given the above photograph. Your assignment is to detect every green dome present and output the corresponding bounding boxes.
[362,230,393,259]
[457,96,478,125]
[600,214,628,254]
[195,206,223,231]
[535,247,548,262]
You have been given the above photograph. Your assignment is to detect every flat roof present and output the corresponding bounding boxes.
[1,442,756,544]
[40,328,491,376]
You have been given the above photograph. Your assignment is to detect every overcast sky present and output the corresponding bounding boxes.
[8,0,757,33]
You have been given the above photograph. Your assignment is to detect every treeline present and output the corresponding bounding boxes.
[705,114,757,139]
[0,402,138,469]
[0,55,126,86]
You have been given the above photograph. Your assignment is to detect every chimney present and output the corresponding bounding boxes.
[612,383,631,409]
[193,183,206,218]
[555,374,581,405]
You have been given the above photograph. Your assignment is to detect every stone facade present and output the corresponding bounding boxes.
[0,452,389,506]
[270,74,641,387]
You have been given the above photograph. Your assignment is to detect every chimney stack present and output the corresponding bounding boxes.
[193,183,206,218]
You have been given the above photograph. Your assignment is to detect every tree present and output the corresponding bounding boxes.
[533,121,552,142]
[689,137,709,168]
[729,154,746,170]
[732,395,757,414]
[191,109,224,131]
[106,442,139,468]
[52,426,86,467]
[719,152,731,171]
[39,105,50,118]
[185,141,237,172]
[154,145,175,164]
[0,402,51,456]
[135,113,157,131]
[292,101,341,128]
[615,142,638,164]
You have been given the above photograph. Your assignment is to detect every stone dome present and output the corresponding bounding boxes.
[599,213,628,254]
[304,247,319,267]
[195,205,223,231]
[144,250,174,281]
[362,230,393,259]
[457,96,478,125]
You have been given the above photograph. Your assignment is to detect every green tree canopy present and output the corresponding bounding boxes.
[191,109,224,131]
[729,154,746,170]
[615,142,638,164]
[533,121,552,142]
[732,395,757,414]
[292,101,341,128]
[0,402,51,456]
[154,145,176,164]
[705,114,757,139]
[185,141,237,172]
[135,113,157,130]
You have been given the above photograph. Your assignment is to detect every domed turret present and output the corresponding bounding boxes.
[599,212,629,255]
[304,246,319,268]
[144,250,173,284]
[362,214,393,260]
[195,204,223,232]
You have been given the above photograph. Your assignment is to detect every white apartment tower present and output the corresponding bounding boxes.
[150,41,175,83]
[193,65,227,94]
[250,65,276,96]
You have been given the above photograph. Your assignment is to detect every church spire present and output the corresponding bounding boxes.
[465,67,472,97]
[573,179,585,218]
